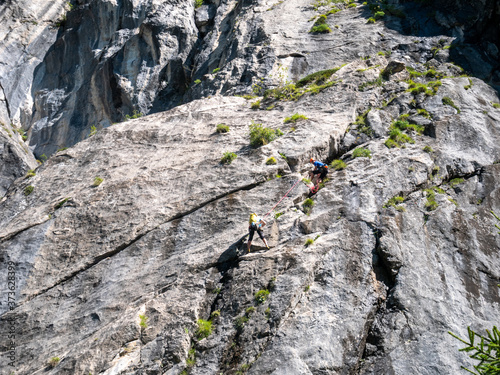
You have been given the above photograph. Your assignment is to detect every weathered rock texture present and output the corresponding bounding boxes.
[0,0,500,374]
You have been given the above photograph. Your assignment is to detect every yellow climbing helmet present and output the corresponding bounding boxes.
[249,213,258,224]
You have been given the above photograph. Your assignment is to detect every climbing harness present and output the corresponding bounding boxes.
[262,178,302,219]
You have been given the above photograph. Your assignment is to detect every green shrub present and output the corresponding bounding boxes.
[125,110,143,120]
[275,211,284,219]
[424,189,438,211]
[187,347,196,367]
[310,23,332,33]
[406,80,441,96]
[93,176,103,186]
[279,152,287,161]
[284,113,308,123]
[266,157,277,165]
[296,68,340,88]
[442,96,461,113]
[221,152,237,165]
[384,195,405,212]
[89,125,97,137]
[448,178,464,188]
[48,357,60,368]
[194,0,203,7]
[330,159,347,170]
[26,169,36,178]
[310,14,331,33]
[367,17,376,23]
[417,108,431,118]
[196,319,212,339]
[423,146,433,153]
[492,102,500,109]
[249,121,280,147]
[216,124,230,133]
[54,198,70,209]
[255,289,270,304]
[251,100,261,110]
[212,68,220,73]
[211,310,220,319]
[374,11,385,19]
[347,2,356,7]
[464,78,473,90]
[303,198,315,215]
[449,324,500,375]
[305,238,314,247]
[245,306,255,316]
[352,147,371,158]
[24,185,34,196]
[139,314,148,329]
[194,79,201,84]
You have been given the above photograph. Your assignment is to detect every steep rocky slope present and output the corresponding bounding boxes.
[1,0,500,374]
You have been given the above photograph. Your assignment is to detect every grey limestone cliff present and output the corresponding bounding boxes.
[0,0,499,374]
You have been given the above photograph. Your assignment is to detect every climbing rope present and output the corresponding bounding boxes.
[262,178,302,219]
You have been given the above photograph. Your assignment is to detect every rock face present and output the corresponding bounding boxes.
[1,0,500,375]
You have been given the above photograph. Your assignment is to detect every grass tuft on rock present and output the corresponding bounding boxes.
[216,124,229,133]
[196,319,212,339]
[284,113,308,123]
[255,289,270,304]
[442,96,461,113]
[249,121,281,147]
[221,152,237,165]
[266,157,277,165]
[352,147,371,159]
[330,159,347,170]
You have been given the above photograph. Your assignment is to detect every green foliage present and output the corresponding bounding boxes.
[347,2,356,7]
[48,357,60,368]
[139,314,148,329]
[406,80,441,96]
[352,147,372,159]
[275,211,284,219]
[212,68,220,73]
[187,347,196,367]
[367,17,376,23]
[374,11,385,19]
[385,119,423,148]
[196,319,212,339]
[423,146,433,153]
[57,147,68,152]
[442,96,461,113]
[279,152,287,161]
[211,310,221,319]
[26,169,36,178]
[296,68,340,88]
[194,79,201,84]
[55,198,70,209]
[251,100,261,110]
[353,108,373,135]
[424,189,439,211]
[310,23,332,33]
[464,78,473,90]
[125,110,143,120]
[449,178,465,188]
[310,14,331,33]
[89,125,97,137]
[220,152,237,165]
[265,156,277,165]
[492,211,500,234]
[93,176,103,186]
[358,75,384,91]
[194,0,203,8]
[303,198,315,215]
[216,124,230,133]
[213,287,221,294]
[245,306,255,316]
[302,178,312,185]
[284,113,308,123]
[255,289,270,304]
[235,316,249,330]
[449,325,500,375]
[417,108,431,118]
[304,285,311,292]
[305,238,314,247]
[330,159,347,170]
[24,185,34,196]
[384,195,405,212]
[492,103,500,109]
[249,121,281,147]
